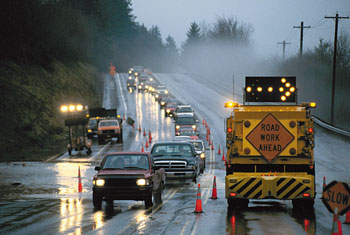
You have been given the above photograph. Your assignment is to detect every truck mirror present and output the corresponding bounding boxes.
[95,166,101,171]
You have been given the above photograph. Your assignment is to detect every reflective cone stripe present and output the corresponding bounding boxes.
[218,144,221,155]
[211,176,218,199]
[194,184,203,213]
[344,211,350,224]
[78,166,82,193]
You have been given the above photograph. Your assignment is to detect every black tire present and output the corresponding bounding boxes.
[93,192,102,209]
[154,183,163,204]
[193,173,197,184]
[292,199,314,209]
[98,136,104,145]
[227,198,249,209]
[145,193,153,208]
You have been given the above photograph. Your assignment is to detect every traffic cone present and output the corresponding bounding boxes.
[337,220,343,234]
[222,149,225,161]
[208,128,211,136]
[344,211,350,224]
[145,138,149,148]
[194,184,203,213]
[202,119,205,125]
[78,166,82,193]
[323,176,326,191]
[211,139,214,150]
[209,139,211,146]
[141,144,144,152]
[218,144,221,155]
[206,134,209,141]
[143,128,146,136]
[331,208,341,235]
[149,136,152,143]
[138,124,142,133]
[149,130,152,139]
[210,176,218,199]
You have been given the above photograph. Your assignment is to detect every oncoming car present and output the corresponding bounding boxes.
[93,152,165,209]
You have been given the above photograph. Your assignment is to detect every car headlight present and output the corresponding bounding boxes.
[156,94,159,98]
[166,109,170,113]
[88,129,92,133]
[138,85,142,89]
[161,102,165,105]
[176,125,180,129]
[137,179,149,186]
[95,179,105,186]
[145,85,149,88]
[192,125,196,129]
[165,90,168,94]
[128,76,132,79]
[200,153,205,159]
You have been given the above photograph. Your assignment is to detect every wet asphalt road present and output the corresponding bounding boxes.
[0,73,349,234]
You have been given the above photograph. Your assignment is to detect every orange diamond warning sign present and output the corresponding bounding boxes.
[246,113,294,162]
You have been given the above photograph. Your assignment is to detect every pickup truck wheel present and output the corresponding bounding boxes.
[93,192,102,209]
[292,199,314,209]
[227,198,249,209]
[145,193,153,208]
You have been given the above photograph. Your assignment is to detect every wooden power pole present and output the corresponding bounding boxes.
[278,40,291,60]
[293,21,310,57]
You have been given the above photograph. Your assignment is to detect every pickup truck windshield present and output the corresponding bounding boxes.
[99,121,119,127]
[103,154,149,170]
[191,142,203,151]
[176,117,195,124]
[178,107,192,112]
[151,144,193,157]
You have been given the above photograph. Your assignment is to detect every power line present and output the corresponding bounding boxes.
[325,13,350,124]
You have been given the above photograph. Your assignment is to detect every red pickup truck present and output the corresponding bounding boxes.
[92,152,165,209]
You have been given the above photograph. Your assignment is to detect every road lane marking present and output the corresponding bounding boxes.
[179,220,191,235]
[90,142,111,161]
[116,188,179,235]
[115,73,127,115]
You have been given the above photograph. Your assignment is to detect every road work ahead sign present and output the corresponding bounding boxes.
[322,181,350,215]
[246,113,294,162]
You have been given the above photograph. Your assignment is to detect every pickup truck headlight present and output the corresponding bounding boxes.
[166,109,170,113]
[176,125,180,129]
[137,179,150,186]
[161,102,165,105]
[192,125,196,130]
[138,85,142,89]
[95,179,105,186]
[200,153,205,159]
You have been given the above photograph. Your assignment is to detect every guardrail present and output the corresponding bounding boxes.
[313,116,350,137]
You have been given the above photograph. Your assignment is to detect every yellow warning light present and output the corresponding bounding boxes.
[310,102,316,108]
[246,87,252,92]
[76,105,83,111]
[268,87,273,92]
[302,102,317,108]
[281,96,286,101]
[96,116,100,120]
[285,82,291,88]
[224,102,238,108]
[60,105,68,112]
[290,87,295,92]
[117,115,121,118]
[69,105,76,111]
[257,87,262,92]
[281,78,286,83]
[279,87,284,92]
[285,91,291,97]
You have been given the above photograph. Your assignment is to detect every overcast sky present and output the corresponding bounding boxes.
[131,0,350,58]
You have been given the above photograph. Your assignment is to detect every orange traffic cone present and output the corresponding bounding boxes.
[206,134,209,141]
[145,139,149,148]
[149,130,152,139]
[143,128,146,136]
[194,184,203,213]
[208,128,211,136]
[210,176,218,199]
[209,139,211,146]
[123,114,126,120]
[323,176,326,191]
[218,144,221,155]
[149,136,152,143]
[141,144,144,152]
[211,139,214,150]
[78,166,82,193]
[138,124,141,133]
[202,119,205,125]
[344,211,350,224]
[331,208,342,235]
[222,149,225,161]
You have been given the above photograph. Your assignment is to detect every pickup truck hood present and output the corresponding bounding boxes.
[97,169,151,178]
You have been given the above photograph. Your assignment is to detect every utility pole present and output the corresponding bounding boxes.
[293,21,311,57]
[277,40,291,60]
[325,13,349,124]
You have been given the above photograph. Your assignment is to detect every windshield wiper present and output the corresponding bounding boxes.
[102,168,124,170]
[124,167,147,170]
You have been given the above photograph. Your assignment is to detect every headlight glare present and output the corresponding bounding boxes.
[96,179,105,186]
[136,179,149,186]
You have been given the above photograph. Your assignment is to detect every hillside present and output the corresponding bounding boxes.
[0,61,101,161]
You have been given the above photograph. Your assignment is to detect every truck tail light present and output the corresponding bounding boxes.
[302,193,310,197]
[308,128,313,134]
[230,192,237,197]
[227,128,232,133]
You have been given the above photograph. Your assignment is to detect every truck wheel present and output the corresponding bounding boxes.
[145,193,153,208]
[93,192,102,209]
[98,136,104,145]
[292,199,314,209]
[227,198,249,209]
[154,183,163,204]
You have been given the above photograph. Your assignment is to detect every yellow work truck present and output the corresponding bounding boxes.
[224,77,316,209]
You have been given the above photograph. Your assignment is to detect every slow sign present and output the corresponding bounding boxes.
[322,181,350,215]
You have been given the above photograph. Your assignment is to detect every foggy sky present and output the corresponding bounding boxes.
[131,0,350,58]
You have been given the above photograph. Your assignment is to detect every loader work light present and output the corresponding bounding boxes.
[245,76,296,103]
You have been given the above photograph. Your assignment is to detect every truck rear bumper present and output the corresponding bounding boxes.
[225,173,314,200]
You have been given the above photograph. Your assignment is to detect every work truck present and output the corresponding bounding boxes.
[224,77,316,209]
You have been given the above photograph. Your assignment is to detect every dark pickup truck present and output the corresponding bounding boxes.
[92,152,165,209]
[150,141,200,184]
